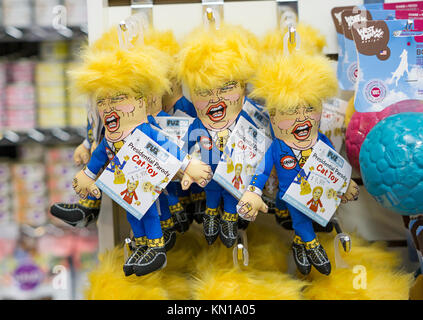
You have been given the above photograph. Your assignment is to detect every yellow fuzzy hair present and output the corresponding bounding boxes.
[344,96,355,128]
[250,52,337,112]
[302,232,414,300]
[177,23,258,90]
[144,29,180,57]
[71,29,172,98]
[261,23,327,56]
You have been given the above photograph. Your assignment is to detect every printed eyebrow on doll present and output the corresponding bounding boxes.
[111,93,128,101]
[220,81,238,90]
[195,88,211,96]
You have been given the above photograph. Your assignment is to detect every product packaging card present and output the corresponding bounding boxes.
[242,98,272,138]
[352,19,423,112]
[213,116,271,200]
[96,130,182,220]
[172,109,190,117]
[282,140,352,227]
[155,116,195,149]
[340,9,395,91]
[320,98,348,153]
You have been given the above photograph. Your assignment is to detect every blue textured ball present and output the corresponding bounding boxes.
[359,112,423,215]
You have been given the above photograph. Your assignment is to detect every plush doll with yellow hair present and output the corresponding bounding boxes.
[69,27,212,277]
[237,52,359,276]
[178,23,258,248]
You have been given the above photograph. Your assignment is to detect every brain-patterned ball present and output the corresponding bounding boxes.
[345,99,423,172]
[359,112,423,215]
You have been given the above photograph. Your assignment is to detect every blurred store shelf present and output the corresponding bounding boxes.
[0,26,87,43]
[0,127,85,146]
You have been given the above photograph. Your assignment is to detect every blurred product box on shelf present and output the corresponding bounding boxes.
[40,42,70,62]
[15,207,47,226]
[2,0,32,28]
[18,144,45,162]
[38,107,67,128]
[6,83,36,106]
[45,146,74,163]
[36,62,66,84]
[12,163,46,182]
[37,86,67,106]
[7,60,35,83]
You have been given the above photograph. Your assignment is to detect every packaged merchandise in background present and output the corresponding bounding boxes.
[320,98,348,153]
[66,61,87,127]
[339,9,395,91]
[352,19,423,113]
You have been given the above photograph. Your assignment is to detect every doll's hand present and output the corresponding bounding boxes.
[72,170,101,200]
[73,143,90,166]
[181,159,213,190]
[341,179,359,204]
[237,191,268,221]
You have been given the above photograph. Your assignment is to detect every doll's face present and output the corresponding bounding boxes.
[127,181,138,192]
[190,81,245,131]
[313,187,323,201]
[147,95,163,117]
[96,93,147,143]
[271,104,321,151]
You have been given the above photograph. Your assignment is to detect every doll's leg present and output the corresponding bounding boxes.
[203,189,221,245]
[133,205,167,276]
[158,194,176,252]
[274,196,292,230]
[187,184,207,224]
[219,190,239,248]
[50,194,102,228]
[123,211,148,276]
[286,202,331,276]
[167,181,190,233]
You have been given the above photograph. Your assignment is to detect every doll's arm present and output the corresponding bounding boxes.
[73,143,90,166]
[73,138,109,199]
[341,179,359,204]
[148,126,212,190]
[237,143,274,221]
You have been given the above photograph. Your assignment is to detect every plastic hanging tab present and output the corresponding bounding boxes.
[332,217,352,269]
[117,12,148,50]
[203,7,221,30]
[233,229,249,267]
[282,23,301,56]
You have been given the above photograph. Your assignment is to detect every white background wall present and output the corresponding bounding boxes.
[87,0,415,252]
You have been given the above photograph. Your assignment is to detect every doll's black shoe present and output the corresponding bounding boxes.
[133,246,167,276]
[274,208,293,230]
[170,203,190,233]
[304,239,331,276]
[237,217,250,230]
[163,229,176,252]
[291,236,311,275]
[203,209,220,245]
[312,221,334,233]
[50,203,100,228]
[219,212,238,248]
[123,245,147,277]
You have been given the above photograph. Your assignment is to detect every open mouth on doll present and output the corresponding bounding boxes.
[104,112,120,132]
[206,102,227,122]
[291,121,312,141]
